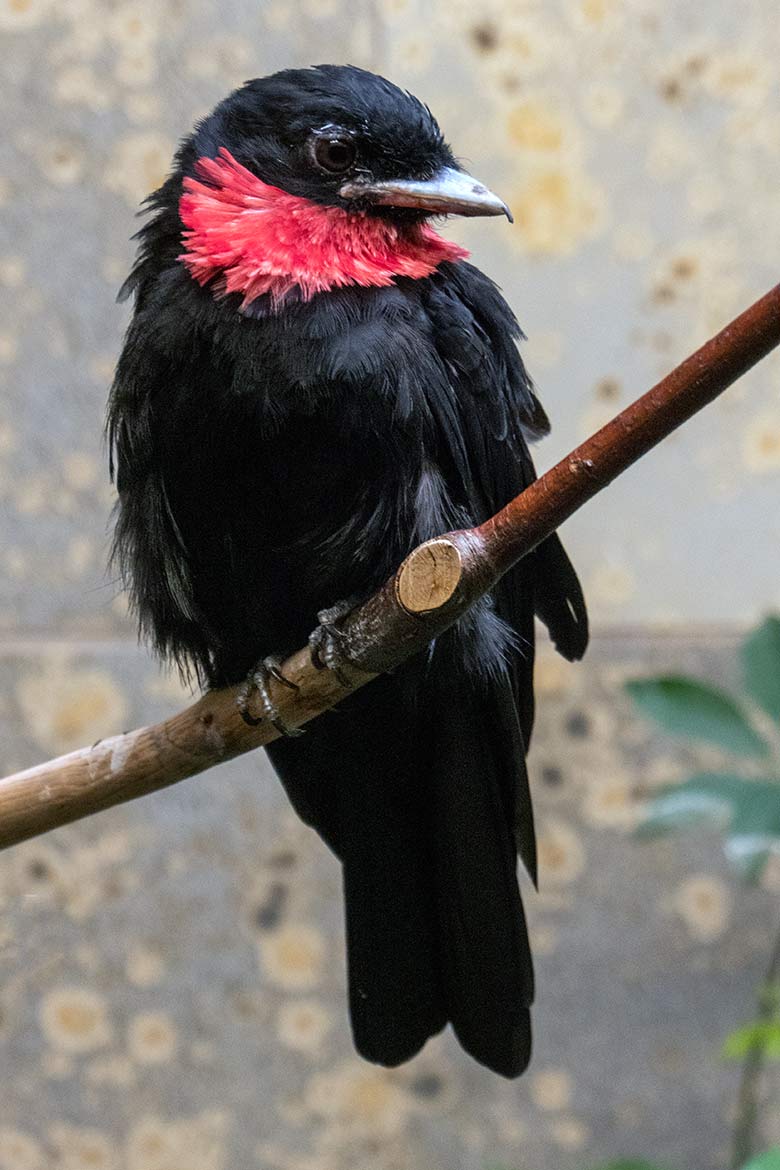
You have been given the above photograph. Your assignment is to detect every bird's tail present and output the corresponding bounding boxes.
[267,667,534,1077]
[426,673,534,1076]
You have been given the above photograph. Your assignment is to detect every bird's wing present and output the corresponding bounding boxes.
[108,280,218,682]
[421,260,589,717]
[417,259,589,892]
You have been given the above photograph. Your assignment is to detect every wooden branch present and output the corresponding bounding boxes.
[1,283,779,852]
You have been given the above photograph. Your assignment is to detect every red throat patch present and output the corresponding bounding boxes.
[178,148,469,310]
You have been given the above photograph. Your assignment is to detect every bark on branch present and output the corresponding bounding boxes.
[1,283,779,852]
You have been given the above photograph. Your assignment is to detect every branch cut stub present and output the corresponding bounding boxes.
[396,538,463,614]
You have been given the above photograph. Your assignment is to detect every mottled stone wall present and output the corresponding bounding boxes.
[1,637,778,1170]
[1,0,779,630]
[1,2,779,1169]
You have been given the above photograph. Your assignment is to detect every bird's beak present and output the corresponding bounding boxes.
[339,165,513,223]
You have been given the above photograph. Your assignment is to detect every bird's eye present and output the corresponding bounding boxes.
[311,135,356,174]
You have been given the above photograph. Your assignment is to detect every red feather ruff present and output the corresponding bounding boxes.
[179,148,469,310]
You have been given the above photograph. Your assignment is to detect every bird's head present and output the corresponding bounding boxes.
[173,65,511,311]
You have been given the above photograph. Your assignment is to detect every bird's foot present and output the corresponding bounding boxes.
[237,655,303,737]
[308,598,358,688]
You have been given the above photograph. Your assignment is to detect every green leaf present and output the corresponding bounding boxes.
[586,1162,673,1170]
[743,617,780,725]
[637,773,780,879]
[626,676,770,757]
[742,1150,780,1170]
[722,1020,780,1060]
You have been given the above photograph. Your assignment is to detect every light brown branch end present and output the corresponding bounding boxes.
[396,538,463,614]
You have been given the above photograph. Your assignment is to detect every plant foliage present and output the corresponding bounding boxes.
[626,617,780,881]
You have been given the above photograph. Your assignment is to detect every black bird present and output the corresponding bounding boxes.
[108,65,588,1077]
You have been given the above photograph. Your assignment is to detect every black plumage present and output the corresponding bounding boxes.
[108,65,588,1077]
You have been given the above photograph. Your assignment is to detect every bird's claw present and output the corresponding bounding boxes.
[237,655,303,737]
[308,599,356,688]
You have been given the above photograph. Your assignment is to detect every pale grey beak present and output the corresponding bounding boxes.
[339,165,513,222]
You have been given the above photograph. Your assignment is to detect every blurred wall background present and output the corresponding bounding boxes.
[0,2,778,1168]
